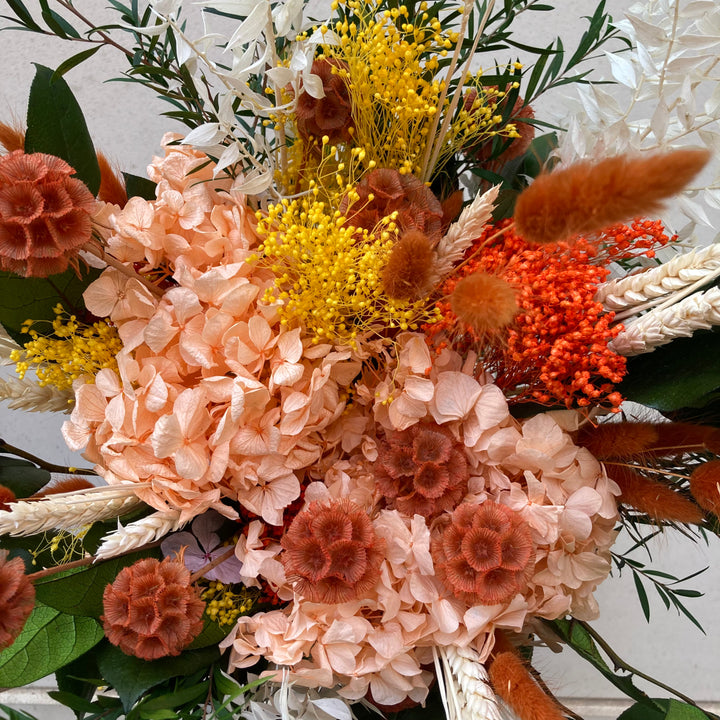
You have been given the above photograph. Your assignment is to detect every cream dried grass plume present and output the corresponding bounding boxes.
[597,244,720,314]
[95,510,186,560]
[434,645,502,720]
[0,376,74,413]
[431,185,500,284]
[611,285,720,356]
[0,485,143,536]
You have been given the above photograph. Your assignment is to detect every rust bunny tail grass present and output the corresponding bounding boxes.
[0,122,25,153]
[382,230,435,300]
[575,422,659,460]
[514,148,710,245]
[608,466,704,524]
[97,152,128,207]
[32,477,96,498]
[488,651,565,720]
[650,422,720,456]
[690,461,720,515]
[450,271,518,339]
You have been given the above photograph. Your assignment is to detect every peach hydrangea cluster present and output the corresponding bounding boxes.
[0,150,96,277]
[63,138,363,523]
[224,333,619,706]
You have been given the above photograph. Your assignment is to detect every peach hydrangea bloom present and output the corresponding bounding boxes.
[225,335,618,705]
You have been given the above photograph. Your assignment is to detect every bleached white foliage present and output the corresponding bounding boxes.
[555,0,720,240]
[140,0,338,192]
[240,672,359,720]
[0,375,73,413]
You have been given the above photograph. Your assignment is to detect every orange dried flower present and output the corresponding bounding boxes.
[31,476,95,498]
[689,461,720,515]
[0,484,16,510]
[296,59,353,145]
[606,465,703,525]
[488,650,565,720]
[281,499,385,604]
[0,550,35,650]
[374,423,469,519]
[575,422,660,460]
[429,220,632,409]
[341,168,444,242]
[514,149,710,245]
[382,230,435,300]
[102,557,205,661]
[432,502,533,606]
[0,150,96,277]
[450,271,518,339]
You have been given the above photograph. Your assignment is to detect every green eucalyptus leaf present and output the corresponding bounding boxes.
[35,547,162,618]
[0,455,50,498]
[53,47,102,80]
[0,603,104,687]
[619,330,720,412]
[96,643,220,711]
[0,265,100,346]
[25,64,101,195]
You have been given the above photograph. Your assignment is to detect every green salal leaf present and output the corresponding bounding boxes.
[619,699,712,720]
[0,265,100,346]
[24,64,101,195]
[96,643,221,711]
[0,603,104,687]
[619,329,720,412]
[123,172,157,201]
[0,455,50,498]
[34,547,162,618]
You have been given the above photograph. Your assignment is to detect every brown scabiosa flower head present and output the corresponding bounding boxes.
[296,58,353,145]
[102,557,205,661]
[281,499,385,603]
[0,550,35,650]
[0,150,96,277]
[432,502,534,606]
[374,423,469,520]
[340,168,444,243]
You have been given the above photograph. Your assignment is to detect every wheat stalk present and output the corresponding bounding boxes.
[0,376,74,413]
[95,510,186,559]
[611,285,720,356]
[431,185,500,284]
[0,486,143,536]
[434,645,502,720]
[597,244,720,313]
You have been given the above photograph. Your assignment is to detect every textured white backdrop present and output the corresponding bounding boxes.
[0,1,719,717]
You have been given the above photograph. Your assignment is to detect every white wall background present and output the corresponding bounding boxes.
[0,1,719,718]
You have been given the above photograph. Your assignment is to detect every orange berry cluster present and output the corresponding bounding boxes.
[430,220,635,409]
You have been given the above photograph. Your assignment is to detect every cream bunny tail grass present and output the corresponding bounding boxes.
[434,645,503,720]
[0,485,144,536]
[431,185,500,284]
[514,149,710,245]
[95,510,186,560]
[0,376,74,413]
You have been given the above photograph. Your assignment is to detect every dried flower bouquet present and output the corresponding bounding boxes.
[0,0,719,719]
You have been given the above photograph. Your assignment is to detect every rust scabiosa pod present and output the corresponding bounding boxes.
[0,550,36,650]
[0,150,96,277]
[514,148,710,245]
[102,557,205,660]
